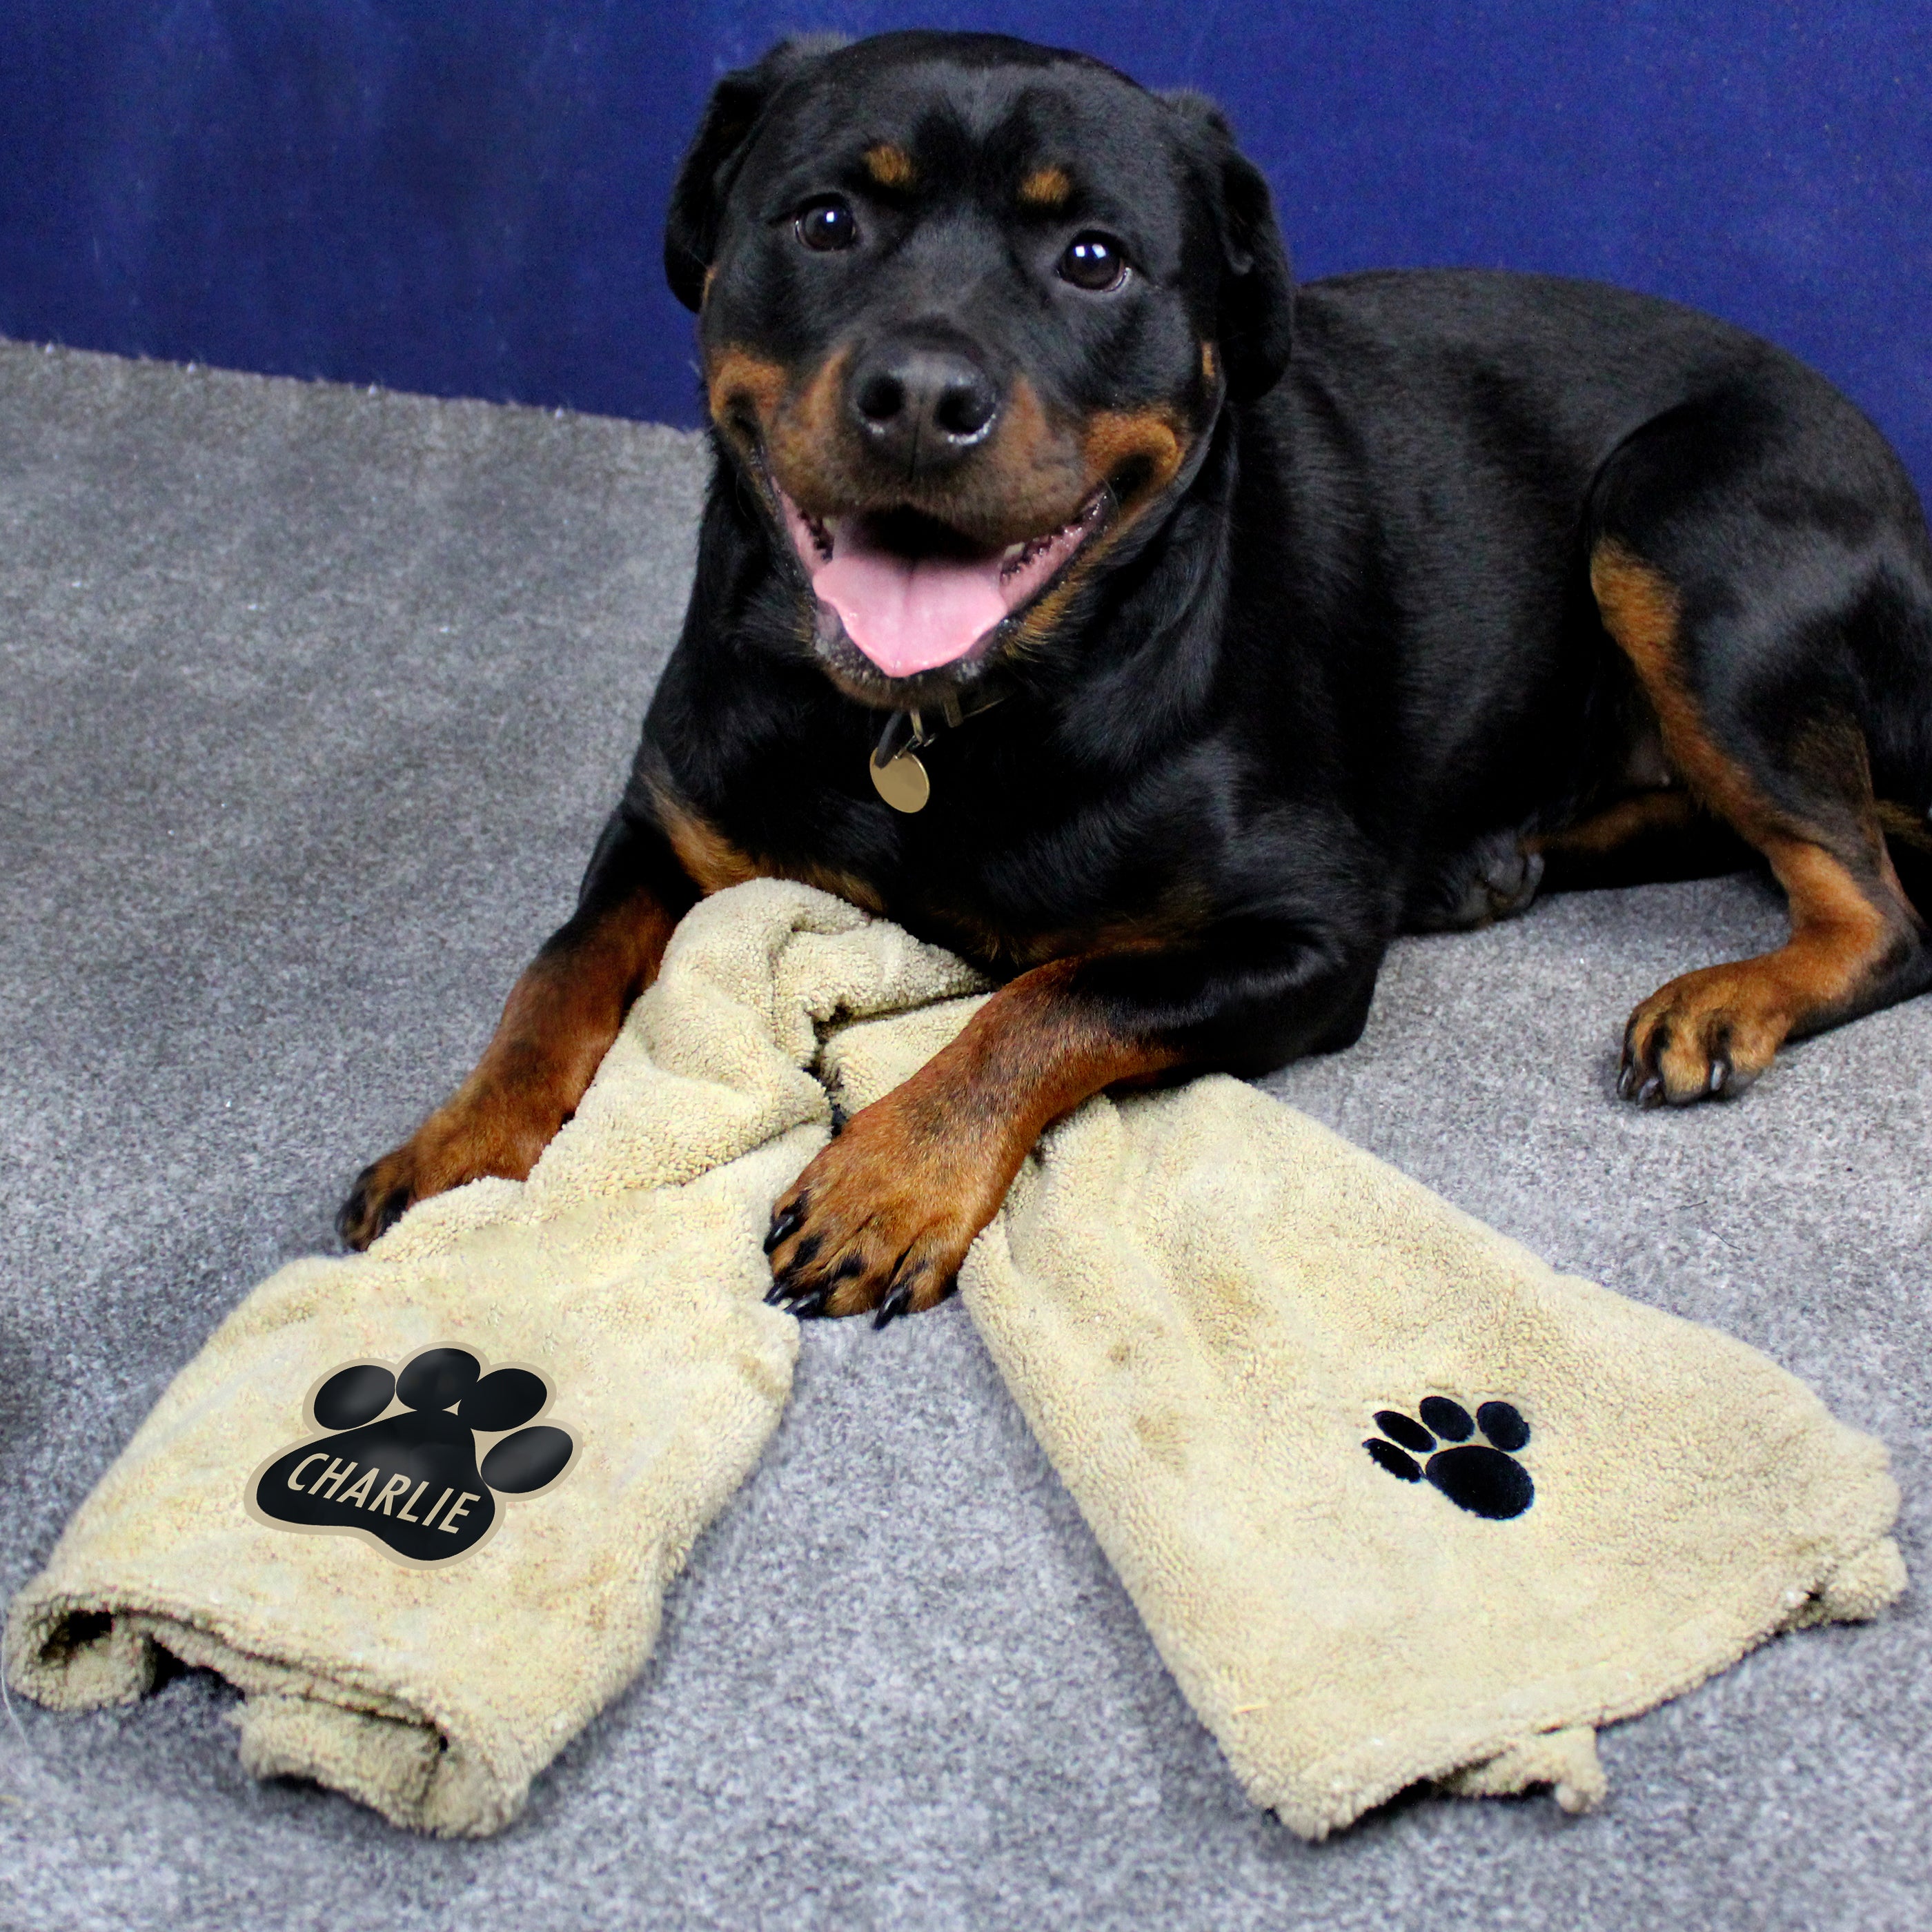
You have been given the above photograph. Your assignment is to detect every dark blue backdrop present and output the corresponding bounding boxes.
[2,3,1928,495]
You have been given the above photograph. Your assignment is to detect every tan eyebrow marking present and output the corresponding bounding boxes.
[862,144,916,189]
[1201,342,1217,382]
[1018,165,1072,209]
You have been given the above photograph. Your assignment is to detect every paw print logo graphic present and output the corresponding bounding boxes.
[248,1346,578,1564]
[1363,1396,1533,1520]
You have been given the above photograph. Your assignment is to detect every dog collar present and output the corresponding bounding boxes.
[869,682,1012,814]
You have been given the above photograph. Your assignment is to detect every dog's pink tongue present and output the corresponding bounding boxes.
[814,529,1006,677]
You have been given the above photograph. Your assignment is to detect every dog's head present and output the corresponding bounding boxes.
[667,30,1292,708]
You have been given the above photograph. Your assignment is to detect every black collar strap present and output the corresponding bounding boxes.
[872,678,1012,767]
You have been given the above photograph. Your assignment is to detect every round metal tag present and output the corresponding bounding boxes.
[869,747,931,814]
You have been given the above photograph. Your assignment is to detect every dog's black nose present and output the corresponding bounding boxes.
[849,343,1000,470]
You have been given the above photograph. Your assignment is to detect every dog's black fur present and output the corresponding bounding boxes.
[342,31,1932,1321]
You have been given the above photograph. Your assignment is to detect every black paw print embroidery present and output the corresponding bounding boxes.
[250,1346,577,1564]
[1363,1397,1533,1520]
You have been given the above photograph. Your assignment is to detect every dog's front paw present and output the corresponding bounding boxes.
[337,1092,562,1250]
[762,1095,1003,1328]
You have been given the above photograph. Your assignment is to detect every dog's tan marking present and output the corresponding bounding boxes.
[1018,164,1072,209]
[994,406,1196,652]
[656,785,884,914]
[1007,571,1091,654]
[1527,786,1758,894]
[658,791,762,895]
[1591,539,1920,1098]
[788,343,852,448]
[1590,543,1792,844]
[756,346,867,517]
[1083,407,1189,502]
[767,956,1185,1316]
[863,143,916,189]
[1201,341,1217,384]
[920,883,1214,974]
[1530,788,1701,859]
[980,376,1083,512]
[705,346,789,448]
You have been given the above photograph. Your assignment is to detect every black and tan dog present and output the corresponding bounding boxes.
[339,30,1932,1323]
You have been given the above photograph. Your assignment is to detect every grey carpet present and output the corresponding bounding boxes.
[1,339,1925,1932]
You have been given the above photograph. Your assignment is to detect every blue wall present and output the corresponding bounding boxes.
[2,2,1928,497]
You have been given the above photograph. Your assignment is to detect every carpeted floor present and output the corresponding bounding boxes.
[1,339,1925,1932]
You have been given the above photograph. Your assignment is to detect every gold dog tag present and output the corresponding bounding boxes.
[869,747,930,814]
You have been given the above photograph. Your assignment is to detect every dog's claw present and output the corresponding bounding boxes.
[873,1279,915,1330]
[334,1194,364,1248]
[764,1201,806,1253]
[338,1171,407,1250]
[1636,1072,1664,1108]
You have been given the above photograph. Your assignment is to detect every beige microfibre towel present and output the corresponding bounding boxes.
[6,880,1905,1839]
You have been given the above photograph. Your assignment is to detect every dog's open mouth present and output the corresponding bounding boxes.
[776,486,1107,679]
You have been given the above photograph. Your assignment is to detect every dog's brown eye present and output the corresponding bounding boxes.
[796,199,858,252]
[1059,233,1127,292]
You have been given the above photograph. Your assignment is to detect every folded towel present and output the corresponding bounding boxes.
[1,885,980,1833]
[822,995,1906,1833]
[6,881,1904,1837]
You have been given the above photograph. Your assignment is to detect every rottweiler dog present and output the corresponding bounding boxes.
[339,30,1932,1324]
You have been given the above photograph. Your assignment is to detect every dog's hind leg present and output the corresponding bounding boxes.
[1528,787,1755,894]
[1408,827,1548,933]
[1585,397,1932,1103]
[1424,791,1755,932]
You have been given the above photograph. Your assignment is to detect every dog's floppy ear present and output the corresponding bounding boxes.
[1164,90,1295,401]
[664,34,847,313]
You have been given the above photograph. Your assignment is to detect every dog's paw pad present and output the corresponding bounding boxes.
[250,1346,579,1564]
[1364,1398,1533,1519]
